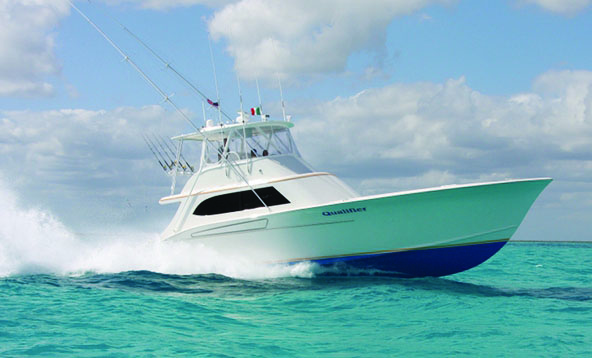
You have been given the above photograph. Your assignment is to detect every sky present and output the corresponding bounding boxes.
[0,0,591,241]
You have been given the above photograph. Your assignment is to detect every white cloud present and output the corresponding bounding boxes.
[0,106,169,181]
[0,0,70,97]
[0,105,191,229]
[208,0,449,81]
[292,70,592,192]
[357,170,516,196]
[2,71,592,240]
[522,0,591,14]
[289,70,592,240]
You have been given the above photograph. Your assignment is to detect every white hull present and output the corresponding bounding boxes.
[163,178,551,276]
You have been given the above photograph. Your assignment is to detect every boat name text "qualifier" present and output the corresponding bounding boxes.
[322,208,367,216]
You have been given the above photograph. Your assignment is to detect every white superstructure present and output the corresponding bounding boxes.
[161,118,357,240]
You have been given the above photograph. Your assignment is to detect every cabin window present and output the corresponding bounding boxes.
[193,187,290,216]
[266,128,293,156]
[246,127,299,157]
[201,125,301,167]
[245,128,268,157]
[204,138,226,164]
[226,131,247,160]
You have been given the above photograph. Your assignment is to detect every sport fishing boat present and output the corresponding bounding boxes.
[157,114,551,277]
[69,2,551,277]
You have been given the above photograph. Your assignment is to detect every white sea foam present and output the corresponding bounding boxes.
[0,181,314,279]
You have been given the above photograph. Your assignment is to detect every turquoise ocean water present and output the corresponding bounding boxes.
[1,241,591,357]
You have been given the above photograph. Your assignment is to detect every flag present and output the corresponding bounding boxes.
[207,99,219,107]
[251,107,261,115]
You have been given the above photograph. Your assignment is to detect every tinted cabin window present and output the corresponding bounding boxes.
[194,187,290,216]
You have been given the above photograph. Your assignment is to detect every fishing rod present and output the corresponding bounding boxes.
[149,133,177,170]
[161,135,195,172]
[145,132,194,174]
[145,133,175,170]
[153,133,191,172]
[142,133,169,172]
[68,0,199,130]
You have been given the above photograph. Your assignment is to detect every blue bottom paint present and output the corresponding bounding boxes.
[310,241,508,277]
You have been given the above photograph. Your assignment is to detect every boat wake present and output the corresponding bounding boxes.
[0,181,314,279]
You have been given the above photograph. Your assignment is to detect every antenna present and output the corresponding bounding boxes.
[208,33,223,124]
[142,134,168,172]
[68,0,199,130]
[256,78,263,111]
[256,78,263,113]
[277,73,287,122]
[271,39,287,121]
[236,72,245,122]
[201,101,207,126]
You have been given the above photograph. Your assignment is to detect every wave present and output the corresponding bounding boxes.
[0,180,314,279]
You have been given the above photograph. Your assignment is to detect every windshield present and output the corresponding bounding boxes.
[202,125,300,165]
